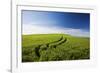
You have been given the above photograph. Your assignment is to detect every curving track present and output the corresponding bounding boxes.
[34,36,67,57]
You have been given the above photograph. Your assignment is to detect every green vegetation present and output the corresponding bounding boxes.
[22,34,90,62]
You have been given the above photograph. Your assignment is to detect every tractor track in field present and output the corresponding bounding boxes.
[34,36,67,57]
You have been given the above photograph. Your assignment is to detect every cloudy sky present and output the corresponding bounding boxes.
[22,10,90,37]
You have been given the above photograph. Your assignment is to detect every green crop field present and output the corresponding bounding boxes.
[22,34,90,62]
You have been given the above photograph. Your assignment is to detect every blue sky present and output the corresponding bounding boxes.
[22,10,90,37]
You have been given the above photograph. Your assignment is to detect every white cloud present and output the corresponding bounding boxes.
[23,24,89,37]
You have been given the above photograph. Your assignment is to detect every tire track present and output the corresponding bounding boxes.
[34,36,67,57]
